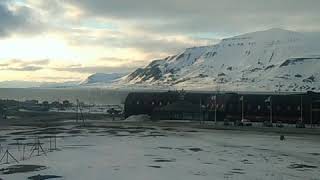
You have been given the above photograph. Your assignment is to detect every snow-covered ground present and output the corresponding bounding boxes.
[49,105,123,114]
[0,124,319,180]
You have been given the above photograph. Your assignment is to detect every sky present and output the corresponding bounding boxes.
[0,0,320,82]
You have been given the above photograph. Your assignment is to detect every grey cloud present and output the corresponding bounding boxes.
[0,59,50,71]
[6,66,43,71]
[68,0,320,34]
[0,1,44,37]
[109,36,214,54]
[69,29,215,56]
[52,65,138,74]
[98,57,146,64]
[0,59,50,67]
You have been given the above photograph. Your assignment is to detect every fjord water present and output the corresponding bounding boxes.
[0,88,129,105]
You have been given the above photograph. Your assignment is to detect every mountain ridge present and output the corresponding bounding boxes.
[118,28,320,92]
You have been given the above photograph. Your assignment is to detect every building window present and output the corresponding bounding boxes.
[229,104,233,111]
[277,105,281,111]
[287,106,291,111]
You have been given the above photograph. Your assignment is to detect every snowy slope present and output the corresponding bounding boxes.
[81,73,126,86]
[120,28,320,92]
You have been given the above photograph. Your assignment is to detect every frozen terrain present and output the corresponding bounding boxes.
[118,28,320,92]
[80,73,127,86]
[0,122,319,180]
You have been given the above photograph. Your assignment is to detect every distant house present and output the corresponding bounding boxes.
[62,100,72,107]
[51,101,61,108]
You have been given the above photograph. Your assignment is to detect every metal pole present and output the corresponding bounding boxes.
[37,139,40,156]
[22,145,25,160]
[49,137,52,151]
[6,150,8,163]
[76,99,79,123]
[242,97,244,120]
[310,102,313,127]
[214,95,217,124]
[8,150,19,163]
[199,97,202,123]
[300,96,303,123]
[54,136,57,150]
[17,140,20,151]
[270,98,273,124]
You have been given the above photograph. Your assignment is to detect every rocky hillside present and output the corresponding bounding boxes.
[121,28,320,92]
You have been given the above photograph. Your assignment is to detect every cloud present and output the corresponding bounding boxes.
[6,66,43,71]
[65,27,216,57]
[0,1,45,37]
[0,59,50,66]
[0,59,50,71]
[103,35,215,54]
[1,0,320,82]
[52,65,137,74]
[68,0,320,34]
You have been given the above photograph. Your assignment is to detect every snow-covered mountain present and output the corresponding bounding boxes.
[80,73,126,86]
[121,28,320,92]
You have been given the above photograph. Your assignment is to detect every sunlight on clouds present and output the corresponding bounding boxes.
[0,0,222,82]
[0,35,76,61]
[0,68,88,82]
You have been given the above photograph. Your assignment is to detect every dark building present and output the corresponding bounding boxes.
[124,91,320,125]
